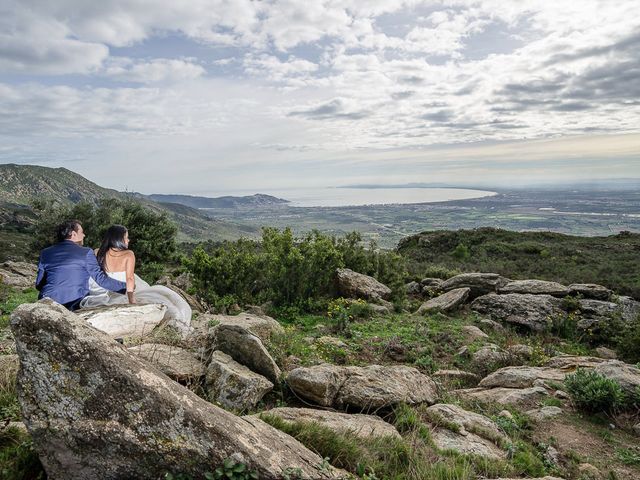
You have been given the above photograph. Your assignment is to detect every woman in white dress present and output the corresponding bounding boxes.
[80,225,192,337]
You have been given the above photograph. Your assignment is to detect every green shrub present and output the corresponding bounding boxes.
[185,228,407,309]
[564,369,626,413]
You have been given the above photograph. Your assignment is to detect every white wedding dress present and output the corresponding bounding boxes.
[80,271,192,338]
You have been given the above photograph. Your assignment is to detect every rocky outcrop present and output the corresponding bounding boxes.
[417,288,470,314]
[479,366,567,389]
[10,301,343,480]
[471,344,509,371]
[335,268,392,302]
[213,324,281,383]
[454,386,548,408]
[430,427,505,459]
[576,299,619,330]
[461,325,489,344]
[593,361,640,396]
[206,351,273,411]
[425,404,508,459]
[0,261,37,289]
[405,281,422,295]
[287,364,437,410]
[544,355,606,369]
[127,343,204,381]
[257,407,400,439]
[568,283,613,300]
[471,293,563,331]
[440,273,510,298]
[204,313,285,344]
[499,280,570,297]
[76,303,167,338]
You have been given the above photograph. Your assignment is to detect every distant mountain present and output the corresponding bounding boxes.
[149,193,289,209]
[0,164,259,242]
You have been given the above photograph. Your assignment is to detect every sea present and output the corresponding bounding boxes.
[206,187,497,208]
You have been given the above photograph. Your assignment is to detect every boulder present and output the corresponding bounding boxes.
[316,336,348,349]
[440,273,510,298]
[633,423,640,436]
[257,407,400,439]
[0,261,37,289]
[471,344,509,371]
[430,427,506,459]
[454,386,548,408]
[479,366,567,389]
[206,351,273,411]
[335,268,392,301]
[127,343,204,381]
[478,318,504,332]
[499,279,570,297]
[166,284,204,313]
[213,324,281,383]
[425,403,508,444]
[617,296,640,323]
[10,301,343,480]
[595,346,617,359]
[204,312,284,343]
[471,293,564,331]
[420,278,443,288]
[507,344,534,361]
[576,299,619,330]
[593,360,640,396]
[461,325,489,344]
[287,364,437,410]
[544,355,607,369]
[569,283,613,300]
[405,281,422,295]
[417,288,470,314]
[76,303,167,338]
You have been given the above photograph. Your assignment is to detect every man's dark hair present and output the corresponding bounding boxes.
[56,220,82,242]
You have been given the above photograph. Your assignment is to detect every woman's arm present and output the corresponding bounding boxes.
[125,251,136,304]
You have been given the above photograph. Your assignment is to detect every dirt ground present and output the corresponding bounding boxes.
[532,413,640,480]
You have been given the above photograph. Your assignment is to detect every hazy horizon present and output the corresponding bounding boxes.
[1,1,639,194]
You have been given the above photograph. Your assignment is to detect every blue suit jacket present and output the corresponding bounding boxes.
[36,240,127,306]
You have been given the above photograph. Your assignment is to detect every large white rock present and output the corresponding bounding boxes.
[431,428,506,459]
[203,312,285,343]
[440,273,510,298]
[471,293,564,331]
[76,303,166,338]
[257,407,401,439]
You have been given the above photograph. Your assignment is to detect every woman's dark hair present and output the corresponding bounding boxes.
[56,219,82,242]
[96,225,128,269]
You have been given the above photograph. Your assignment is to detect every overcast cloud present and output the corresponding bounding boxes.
[0,0,639,193]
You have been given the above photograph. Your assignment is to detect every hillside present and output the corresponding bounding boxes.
[0,164,259,244]
[398,228,640,299]
[149,193,289,209]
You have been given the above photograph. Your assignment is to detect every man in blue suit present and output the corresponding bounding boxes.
[36,220,127,311]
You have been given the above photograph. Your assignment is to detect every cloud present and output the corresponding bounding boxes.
[288,98,371,120]
[101,57,205,84]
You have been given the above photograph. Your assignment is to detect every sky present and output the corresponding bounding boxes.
[0,0,639,195]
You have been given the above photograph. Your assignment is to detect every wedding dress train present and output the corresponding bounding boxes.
[80,271,192,337]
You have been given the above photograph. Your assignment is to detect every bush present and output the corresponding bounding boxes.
[31,198,178,281]
[185,228,407,309]
[564,369,626,413]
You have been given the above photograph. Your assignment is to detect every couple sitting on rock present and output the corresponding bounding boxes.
[36,220,192,337]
